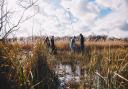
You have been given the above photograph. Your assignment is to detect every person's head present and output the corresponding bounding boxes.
[80,33,82,36]
[73,36,76,39]
[52,36,54,39]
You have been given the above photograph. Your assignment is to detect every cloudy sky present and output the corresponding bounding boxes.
[7,0,128,38]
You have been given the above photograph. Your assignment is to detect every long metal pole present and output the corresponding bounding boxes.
[32,13,34,42]
[67,8,73,31]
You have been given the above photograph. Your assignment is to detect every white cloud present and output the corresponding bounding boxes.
[6,0,128,38]
[91,0,128,37]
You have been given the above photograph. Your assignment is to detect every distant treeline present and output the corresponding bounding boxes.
[1,35,128,43]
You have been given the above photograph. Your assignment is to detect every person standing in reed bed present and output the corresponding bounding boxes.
[70,36,76,53]
[44,36,50,49]
[50,36,57,54]
[79,33,85,54]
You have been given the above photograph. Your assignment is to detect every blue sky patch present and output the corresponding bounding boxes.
[98,7,112,18]
[48,0,62,9]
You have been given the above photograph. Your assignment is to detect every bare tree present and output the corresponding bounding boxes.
[0,0,38,42]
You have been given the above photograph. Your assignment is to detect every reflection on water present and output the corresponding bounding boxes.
[54,63,81,88]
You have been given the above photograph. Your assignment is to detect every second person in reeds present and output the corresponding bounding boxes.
[50,36,57,54]
[44,36,50,49]
[70,36,76,53]
[80,33,85,54]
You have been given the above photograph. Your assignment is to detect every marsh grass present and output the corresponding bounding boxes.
[0,42,20,89]
[0,40,60,89]
[0,40,128,89]
[30,40,60,89]
[52,41,128,89]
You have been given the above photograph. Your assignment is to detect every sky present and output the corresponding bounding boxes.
[6,0,128,38]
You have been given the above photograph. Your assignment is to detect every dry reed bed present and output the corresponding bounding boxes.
[0,41,59,89]
[50,40,128,88]
[0,40,128,89]
[55,40,128,51]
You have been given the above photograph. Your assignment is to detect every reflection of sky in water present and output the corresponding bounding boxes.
[55,64,81,83]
